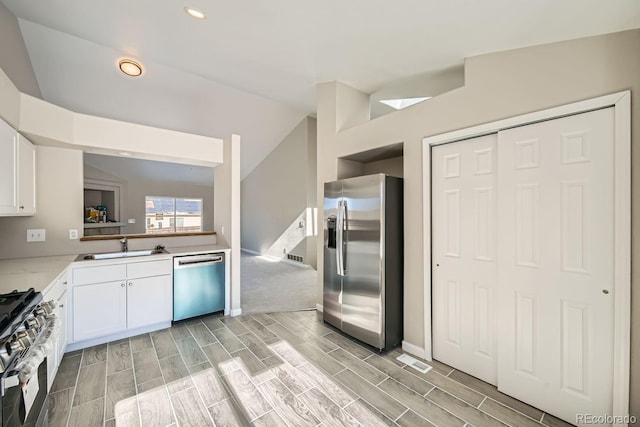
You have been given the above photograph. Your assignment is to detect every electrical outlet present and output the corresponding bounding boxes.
[27,229,46,242]
[128,219,136,224]
[69,229,78,240]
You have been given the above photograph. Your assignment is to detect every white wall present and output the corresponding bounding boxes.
[0,2,40,99]
[214,135,241,314]
[241,116,318,268]
[316,29,640,416]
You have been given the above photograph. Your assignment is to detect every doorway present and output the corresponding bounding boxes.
[423,92,630,424]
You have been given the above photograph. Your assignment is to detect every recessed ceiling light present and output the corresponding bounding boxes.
[118,59,143,77]
[184,7,206,19]
[379,97,431,110]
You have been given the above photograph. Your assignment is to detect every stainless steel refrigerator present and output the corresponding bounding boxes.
[323,173,403,351]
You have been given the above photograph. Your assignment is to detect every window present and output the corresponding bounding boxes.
[145,196,202,234]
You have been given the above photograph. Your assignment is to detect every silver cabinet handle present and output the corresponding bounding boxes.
[128,282,133,287]
[59,304,64,308]
[19,206,24,210]
[121,283,125,287]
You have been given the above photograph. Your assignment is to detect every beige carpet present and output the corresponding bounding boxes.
[240,251,317,313]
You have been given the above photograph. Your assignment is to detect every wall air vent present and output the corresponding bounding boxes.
[286,254,304,263]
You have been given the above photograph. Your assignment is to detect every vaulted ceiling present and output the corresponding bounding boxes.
[2,0,639,177]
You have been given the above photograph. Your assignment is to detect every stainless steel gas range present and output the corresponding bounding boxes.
[0,289,57,427]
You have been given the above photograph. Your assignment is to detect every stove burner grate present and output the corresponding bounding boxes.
[0,289,37,332]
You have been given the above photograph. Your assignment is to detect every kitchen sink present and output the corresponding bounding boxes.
[77,248,167,261]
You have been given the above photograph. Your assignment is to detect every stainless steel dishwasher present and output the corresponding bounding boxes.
[173,252,225,321]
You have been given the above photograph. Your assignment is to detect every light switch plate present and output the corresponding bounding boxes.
[69,229,78,240]
[128,219,136,224]
[27,229,46,242]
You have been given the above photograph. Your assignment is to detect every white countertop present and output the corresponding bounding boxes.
[0,255,77,294]
[0,243,231,295]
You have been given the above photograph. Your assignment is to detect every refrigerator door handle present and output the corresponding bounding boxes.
[336,200,348,276]
[336,200,344,276]
[342,200,348,275]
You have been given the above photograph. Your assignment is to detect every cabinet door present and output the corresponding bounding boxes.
[73,281,127,342]
[57,289,68,361]
[0,118,18,215]
[127,275,172,330]
[17,135,36,215]
[46,287,68,391]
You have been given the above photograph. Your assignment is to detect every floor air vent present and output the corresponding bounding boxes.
[286,254,304,263]
[396,354,433,374]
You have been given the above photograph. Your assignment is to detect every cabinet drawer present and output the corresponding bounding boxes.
[127,259,172,279]
[73,264,126,285]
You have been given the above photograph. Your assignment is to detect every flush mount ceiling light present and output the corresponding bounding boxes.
[184,7,206,19]
[379,97,431,110]
[118,59,143,77]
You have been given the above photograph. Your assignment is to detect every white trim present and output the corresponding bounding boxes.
[66,321,172,352]
[422,91,631,422]
[612,93,631,426]
[402,340,427,360]
[421,141,433,361]
[316,304,323,312]
[229,308,242,316]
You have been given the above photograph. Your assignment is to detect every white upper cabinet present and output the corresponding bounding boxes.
[0,117,36,216]
[17,135,36,214]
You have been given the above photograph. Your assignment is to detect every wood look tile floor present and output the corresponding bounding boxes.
[48,310,574,427]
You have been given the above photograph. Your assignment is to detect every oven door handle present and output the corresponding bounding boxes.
[13,316,59,386]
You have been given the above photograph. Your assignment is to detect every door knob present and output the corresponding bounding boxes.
[602,289,610,294]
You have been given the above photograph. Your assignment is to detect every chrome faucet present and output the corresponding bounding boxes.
[120,237,128,252]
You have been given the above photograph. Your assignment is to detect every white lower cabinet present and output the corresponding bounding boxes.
[127,275,172,330]
[43,271,68,391]
[71,259,172,344]
[73,280,127,342]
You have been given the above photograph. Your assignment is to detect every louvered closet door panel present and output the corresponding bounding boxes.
[497,108,614,423]
[432,133,498,385]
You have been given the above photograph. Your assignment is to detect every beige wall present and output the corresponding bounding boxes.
[0,3,40,99]
[122,181,214,235]
[84,163,215,235]
[0,146,84,259]
[316,29,640,416]
[241,116,318,268]
[0,146,220,259]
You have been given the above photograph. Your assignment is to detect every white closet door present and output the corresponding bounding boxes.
[497,108,614,421]
[432,134,498,385]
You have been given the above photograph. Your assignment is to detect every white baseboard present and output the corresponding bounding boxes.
[66,321,172,352]
[402,341,430,361]
[230,308,242,316]
[316,304,323,312]
[241,248,260,255]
